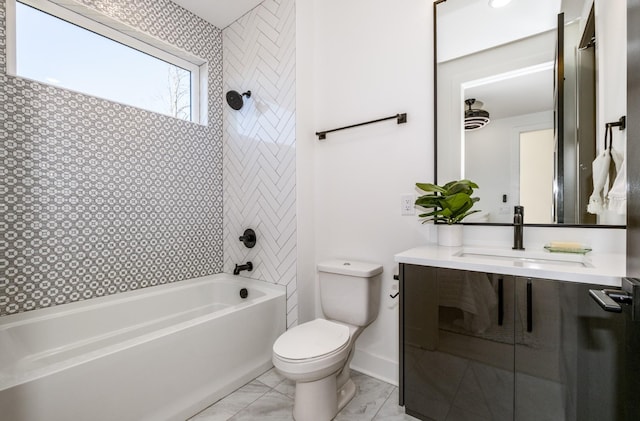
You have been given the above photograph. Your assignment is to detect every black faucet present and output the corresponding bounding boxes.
[233,261,253,275]
[513,206,525,250]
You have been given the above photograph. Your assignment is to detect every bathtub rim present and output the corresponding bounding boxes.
[0,273,285,328]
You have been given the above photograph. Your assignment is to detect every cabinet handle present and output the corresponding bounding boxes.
[589,289,624,313]
[498,277,504,326]
[526,279,533,333]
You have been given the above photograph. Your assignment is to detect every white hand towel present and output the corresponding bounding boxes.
[607,157,626,214]
[587,149,611,214]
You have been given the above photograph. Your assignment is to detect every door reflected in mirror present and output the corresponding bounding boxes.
[520,129,554,224]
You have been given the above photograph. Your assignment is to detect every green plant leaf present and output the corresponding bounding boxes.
[413,179,481,224]
[416,183,446,194]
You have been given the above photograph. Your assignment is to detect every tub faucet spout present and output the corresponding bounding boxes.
[233,262,253,275]
[513,205,525,250]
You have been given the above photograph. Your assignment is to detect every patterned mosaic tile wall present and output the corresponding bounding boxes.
[0,0,224,316]
[222,0,298,327]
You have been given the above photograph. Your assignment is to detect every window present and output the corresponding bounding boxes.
[6,0,207,124]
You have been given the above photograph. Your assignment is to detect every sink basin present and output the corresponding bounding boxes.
[454,247,592,268]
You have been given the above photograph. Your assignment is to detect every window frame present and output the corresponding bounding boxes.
[5,0,208,125]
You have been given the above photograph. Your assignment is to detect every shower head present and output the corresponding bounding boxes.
[226,90,252,110]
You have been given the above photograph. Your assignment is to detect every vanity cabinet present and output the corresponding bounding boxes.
[399,264,625,421]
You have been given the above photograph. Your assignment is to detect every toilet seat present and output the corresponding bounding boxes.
[273,319,350,360]
[272,319,352,379]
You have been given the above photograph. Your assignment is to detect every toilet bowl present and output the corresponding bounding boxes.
[273,319,352,381]
[273,319,357,420]
[272,260,382,421]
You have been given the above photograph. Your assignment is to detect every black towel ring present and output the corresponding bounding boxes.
[604,116,626,153]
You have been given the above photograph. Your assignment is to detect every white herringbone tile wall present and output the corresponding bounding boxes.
[223,0,297,327]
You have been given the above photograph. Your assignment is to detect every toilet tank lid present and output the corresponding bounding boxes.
[317,260,383,277]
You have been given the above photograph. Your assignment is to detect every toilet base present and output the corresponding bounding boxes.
[292,374,357,421]
[337,377,356,411]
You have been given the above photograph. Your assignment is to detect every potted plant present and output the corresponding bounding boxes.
[414,179,480,246]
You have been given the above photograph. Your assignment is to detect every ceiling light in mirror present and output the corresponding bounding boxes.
[464,99,490,131]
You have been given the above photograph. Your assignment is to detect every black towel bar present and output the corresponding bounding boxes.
[315,113,407,140]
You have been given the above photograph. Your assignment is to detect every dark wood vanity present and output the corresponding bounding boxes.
[398,264,632,421]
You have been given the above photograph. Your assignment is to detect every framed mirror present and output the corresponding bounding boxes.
[434,0,627,226]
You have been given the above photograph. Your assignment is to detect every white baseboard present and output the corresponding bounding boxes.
[349,348,398,386]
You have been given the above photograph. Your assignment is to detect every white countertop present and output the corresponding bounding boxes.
[395,244,625,287]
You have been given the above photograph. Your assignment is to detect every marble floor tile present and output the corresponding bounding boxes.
[372,388,422,421]
[229,390,295,421]
[188,368,407,421]
[187,407,236,421]
[256,367,288,389]
[333,371,395,421]
[188,380,271,421]
[273,377,296,399]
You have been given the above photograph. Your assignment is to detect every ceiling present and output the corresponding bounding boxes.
[437,0,562,63]
[170,0,264,29]
[465,65,554,120]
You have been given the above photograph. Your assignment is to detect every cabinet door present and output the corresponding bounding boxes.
[514,277,564,421]
[514,278,625,421]
[402,265,515,421]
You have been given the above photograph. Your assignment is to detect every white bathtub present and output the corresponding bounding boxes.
[0,274,286,421]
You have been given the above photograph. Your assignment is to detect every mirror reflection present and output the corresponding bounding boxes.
[435,0,626,226]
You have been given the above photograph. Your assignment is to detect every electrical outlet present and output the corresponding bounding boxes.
[401,194,415,215]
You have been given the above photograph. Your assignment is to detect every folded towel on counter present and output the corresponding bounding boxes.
[438,270,497,334]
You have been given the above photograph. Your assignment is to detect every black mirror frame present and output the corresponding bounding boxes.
[432,0,625,229]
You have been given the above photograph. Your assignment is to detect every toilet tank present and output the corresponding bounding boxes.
[317,260,383,327]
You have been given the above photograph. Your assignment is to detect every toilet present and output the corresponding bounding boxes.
[272,259,382,421]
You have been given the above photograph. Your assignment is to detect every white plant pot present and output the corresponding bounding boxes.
[437,224,463,247]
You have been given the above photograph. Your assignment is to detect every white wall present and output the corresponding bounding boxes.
[594,0,626,225]
[295,0,317,325]
[296,0,433,384]
[595,0,626,153]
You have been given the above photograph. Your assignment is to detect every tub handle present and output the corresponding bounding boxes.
[239,229,256,248]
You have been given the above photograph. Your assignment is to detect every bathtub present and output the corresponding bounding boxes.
[0,274,286,421]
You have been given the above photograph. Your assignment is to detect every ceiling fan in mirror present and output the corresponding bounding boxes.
[464,98,491,131]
